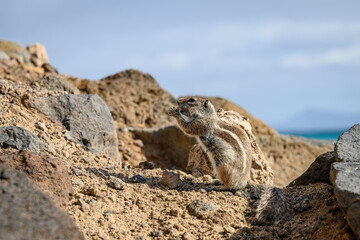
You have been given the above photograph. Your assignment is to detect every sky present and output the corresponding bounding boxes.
[1,0,360,131]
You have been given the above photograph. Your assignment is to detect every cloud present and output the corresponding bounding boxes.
[281,44,360,68]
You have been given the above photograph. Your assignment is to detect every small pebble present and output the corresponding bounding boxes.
[129,174,146,183]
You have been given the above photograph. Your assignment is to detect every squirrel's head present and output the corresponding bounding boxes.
[176,97,216,119]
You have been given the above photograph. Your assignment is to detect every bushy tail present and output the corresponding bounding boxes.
[246,184,290,224]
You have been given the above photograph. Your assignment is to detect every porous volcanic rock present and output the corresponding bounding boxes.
[0,150,73,207]
[0,126,40,151]
[0,164,84,240]
[335,124,360,162]
[32,94,120,161]
[330,162,360,240]
[67,69,177,128]
[289,151,336,187]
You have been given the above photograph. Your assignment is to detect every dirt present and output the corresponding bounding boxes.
[0,43,355,240]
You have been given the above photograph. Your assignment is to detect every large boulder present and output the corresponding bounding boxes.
[288,151,335,187]
[0,164,84,240]
[331,124,360,239]
[67,69,176,128]
[330,162,360,240]
[335,124,360,162]
[0,150,73,207]
[32,94,120,161]
[0,126,40,151]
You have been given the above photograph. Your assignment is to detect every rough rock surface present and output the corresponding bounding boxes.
[0,149,73,207]
[330,162,360,240]
[26,43,49,67]
[33,74,80,94]
[289,151,336,187]
[335,124,360,162]
[129,125,196,169]
[67,69,176,128]
[187,108,274,185]
[331,124,360,239]
[0,164,84,240]
[0,126,40,151]
[32,94,120,161]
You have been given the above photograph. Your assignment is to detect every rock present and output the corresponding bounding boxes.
[33,74,80,94]
[335,124,360,162]
[0,50,9,61]
[26,43,49,67]
[0,150,73,207]
[69,69,176,128]
[288,152,336,187]
[187,109,274,185]
[187,200,217,219]
[32,94,120,161]
[161,170,181,189]
[130,125,196,170]
[108,178,125,190]
[0,164,84,240]
[330,162,360,239]
[138,161,155,169]
[0,40,31,64]
[129,174,146,183]
[0,126,40,151]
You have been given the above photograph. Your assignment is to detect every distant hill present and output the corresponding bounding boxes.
[271,109,360,133]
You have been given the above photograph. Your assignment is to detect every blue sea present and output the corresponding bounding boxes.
[280,130,344,141]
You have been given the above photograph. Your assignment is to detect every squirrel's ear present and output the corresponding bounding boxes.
[204,100,208,108]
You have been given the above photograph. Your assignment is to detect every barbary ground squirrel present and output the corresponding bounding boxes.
[168,96,289,224]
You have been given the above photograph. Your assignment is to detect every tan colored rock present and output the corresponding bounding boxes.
[187,108,273,186]
[68,69,176,128]
[27,43,49,67]
[0,40,31,65]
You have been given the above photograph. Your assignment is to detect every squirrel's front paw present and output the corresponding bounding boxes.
[168,106,179,116]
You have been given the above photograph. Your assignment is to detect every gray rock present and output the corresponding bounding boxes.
[0,164,84,240]
[0,49,9,61]
[288,151,335,187]
[330,162,360,239]
[33,74,80,94]
[335,124,360,162]
[161,170,181,189]
[32,94,120,161]
[187,200,217,219]
[129,174,147,183]
[0,126,40,151]
[108,178,124,190]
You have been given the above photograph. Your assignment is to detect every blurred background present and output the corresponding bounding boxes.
[1,0,359,139]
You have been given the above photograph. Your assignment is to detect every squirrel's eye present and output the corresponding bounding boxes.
[188,98,195,103]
